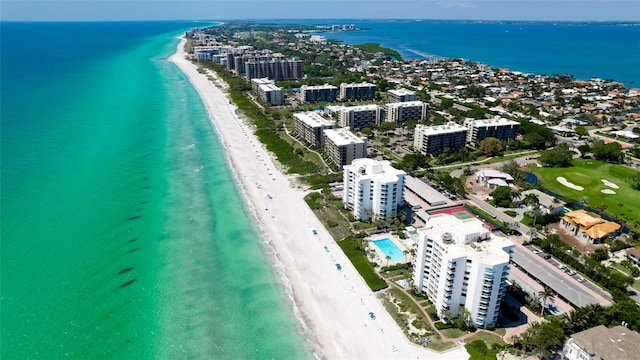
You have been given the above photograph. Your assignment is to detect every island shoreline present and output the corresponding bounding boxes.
[169,35,470,359]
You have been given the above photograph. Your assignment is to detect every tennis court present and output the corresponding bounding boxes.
[428,206,495,230]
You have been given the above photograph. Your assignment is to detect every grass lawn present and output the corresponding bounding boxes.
[465,331,507,348]
[530,159,640,225]
[610,262,631,276]
[440,328,466,338]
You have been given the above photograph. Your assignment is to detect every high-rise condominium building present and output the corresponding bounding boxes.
[293,112,336,147]
[413,122,468,155]
[339,82,376,101]
[251,78,284,106]
[343,159,406,221]
[300,84,339,103]
[338,104,385,130]
[323,128,367,167]
[463,117,521,146]
[386,101,428,123]
[412,213,514,328]
[387,88,417,103]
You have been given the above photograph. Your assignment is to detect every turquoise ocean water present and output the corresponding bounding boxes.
[1,22,310,359]
[275,19,640,85]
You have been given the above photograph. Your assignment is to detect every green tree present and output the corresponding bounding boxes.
[575,125,588,138]
[577,144,590,158]
[538,143,574,167]
[491,186,514,208]
[501,159,526,183]
[479,137,504,156]
[591,140,624,163]
[591,248,609,261]
[539,287,556,316]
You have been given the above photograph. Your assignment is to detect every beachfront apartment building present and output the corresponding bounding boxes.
[245,57,303,81]
[293,112,336,147]
[251,78,284,106]
[412,213,514,328]
[339,82,376,101]
[413,122,468,155]
[463,117,521,146]
[300,84,339,103]
[323,128,367,167]
[338,104,385,130]
[388,88,417,103]
[224,50,302,81]
[385,101,428,123]
[343,159,406,221]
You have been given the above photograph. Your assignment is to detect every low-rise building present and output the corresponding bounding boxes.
[338,104,385,130]
[343,159,406,221]
[475,169,514,189]
[518,189,565,215]
[412,213,514,328]
[413,122,468,155]
[561,210,621,244]
[293,111,336,147]
[626,247,640,268]
[562,325,640,360]
[464,117,521,146]
[323,128,367,167]
[386,101,428,123]
[388,88,417,103]
[339,82,376,101]
[251,78,284,106]
[300,84,338,103]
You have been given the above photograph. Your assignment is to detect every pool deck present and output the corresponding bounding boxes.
[367,234,412,267]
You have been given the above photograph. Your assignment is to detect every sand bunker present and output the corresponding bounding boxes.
[601,179,620,189]
[557,177,584,191]
[601,189,616,194]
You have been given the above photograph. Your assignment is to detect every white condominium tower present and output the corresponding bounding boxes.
[343,159,406,221]
[412,213,514,328]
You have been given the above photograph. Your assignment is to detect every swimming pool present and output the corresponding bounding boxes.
[373,238,405,261]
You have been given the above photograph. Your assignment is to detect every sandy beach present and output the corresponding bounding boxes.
[170,37,468,360]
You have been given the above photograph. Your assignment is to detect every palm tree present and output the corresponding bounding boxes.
[523,193,540,209]
[385,255,391,267]
[403,249,409,263]
[511,190,523,204]
[538,287,556,316]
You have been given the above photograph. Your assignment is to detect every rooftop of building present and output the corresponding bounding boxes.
[340,104,381,112]
[251,77,274,85]
[520,189,564,209]
[324,128,366,146]
[569,325,640,360]
[415,122,468,135]
[388,88,416,95]
[341,82,376,87]
[259,83,282,92]
[419,213,513,264]
[387,100,426,108]
[475,169,514,181]
[293,111,335,127]
[465,117,521,126]
[563,209,620,239]
[300,84,338,90]
[345,158,405,182]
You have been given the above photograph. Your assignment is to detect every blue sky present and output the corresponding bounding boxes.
[2,1,639,21]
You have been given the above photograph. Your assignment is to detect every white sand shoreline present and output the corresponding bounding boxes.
[169,36,468,360]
